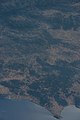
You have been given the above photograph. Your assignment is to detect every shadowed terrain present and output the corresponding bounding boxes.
[0,0,80,117]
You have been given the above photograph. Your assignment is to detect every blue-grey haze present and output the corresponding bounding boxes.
[0,99,80,120]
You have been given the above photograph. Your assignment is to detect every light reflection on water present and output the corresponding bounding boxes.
[0,99,80,120]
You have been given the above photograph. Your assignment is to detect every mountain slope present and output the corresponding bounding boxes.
[0,0,80,117]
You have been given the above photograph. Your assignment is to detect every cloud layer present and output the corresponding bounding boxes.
[0,99,80,120]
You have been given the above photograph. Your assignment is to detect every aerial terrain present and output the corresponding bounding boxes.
[0,0,80,118]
